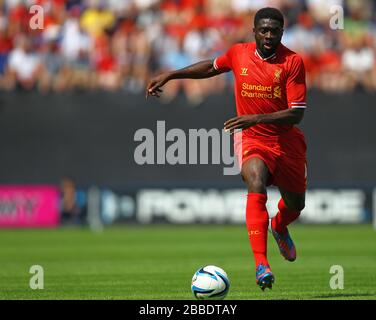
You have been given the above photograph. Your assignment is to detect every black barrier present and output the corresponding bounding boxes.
[0,90,375,189]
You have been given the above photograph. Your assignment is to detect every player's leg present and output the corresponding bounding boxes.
[241,157,274,290]
[270,188,305,262]
[268,126,307,261]
[280,188,305,211]
[274,188,305,232]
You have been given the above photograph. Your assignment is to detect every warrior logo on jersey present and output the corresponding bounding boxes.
[240,68,248,76]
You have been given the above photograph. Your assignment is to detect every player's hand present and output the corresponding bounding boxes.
[146,74,169,99]
[224,115,259,134]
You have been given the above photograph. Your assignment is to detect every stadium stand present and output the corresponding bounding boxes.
[0,0,375,101]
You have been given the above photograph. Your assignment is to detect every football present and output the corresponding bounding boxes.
[191,265,230,300]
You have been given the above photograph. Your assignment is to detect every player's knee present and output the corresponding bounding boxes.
[242,170,266,193]
[286,198,305,212]
[295,201,305,212]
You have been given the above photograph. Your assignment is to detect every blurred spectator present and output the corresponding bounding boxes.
[342,37,375,91]
[94,33,122,91]
[0,0,374,99]
[60,5,95,90]
[80,0,115,37]
[38,38,68,92]
[60,5,90,62]
[126,25,151,93]
[159,34,207,104]
[60,176,87,225]
[6,34,42,90]
[0,9,12,89]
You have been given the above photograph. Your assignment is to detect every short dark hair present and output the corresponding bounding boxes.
[254,7,284,28]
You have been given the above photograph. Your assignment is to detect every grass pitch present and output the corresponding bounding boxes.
[0,224,375,300]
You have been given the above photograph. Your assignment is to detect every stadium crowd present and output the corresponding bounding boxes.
[0,0,375,104]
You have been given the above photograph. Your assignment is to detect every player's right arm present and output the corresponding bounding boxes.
[146,59,223,98]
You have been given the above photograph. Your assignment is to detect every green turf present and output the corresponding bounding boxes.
[0,224,375,300]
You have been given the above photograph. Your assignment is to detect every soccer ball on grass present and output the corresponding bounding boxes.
[191,265,230,300]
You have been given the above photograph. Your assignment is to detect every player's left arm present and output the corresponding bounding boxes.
[224,108,304,132]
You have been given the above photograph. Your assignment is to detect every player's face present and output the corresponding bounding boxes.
[253,18,283,56]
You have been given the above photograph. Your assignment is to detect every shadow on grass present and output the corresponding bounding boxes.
[313,293,376,299]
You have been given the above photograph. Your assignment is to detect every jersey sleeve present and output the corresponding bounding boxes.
[213,46,235,72]
[286,55,307,109]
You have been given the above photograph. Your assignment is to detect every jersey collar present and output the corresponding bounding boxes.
[254,49,277,61]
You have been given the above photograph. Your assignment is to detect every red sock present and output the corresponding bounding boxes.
[246,193,269,268]
[271,198,300,234]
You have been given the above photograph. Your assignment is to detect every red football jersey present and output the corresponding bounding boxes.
[214,42,307,137]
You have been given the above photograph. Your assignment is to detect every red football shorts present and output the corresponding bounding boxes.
[234,127,307,193]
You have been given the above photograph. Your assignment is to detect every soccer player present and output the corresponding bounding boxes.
[146,7,307,291]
